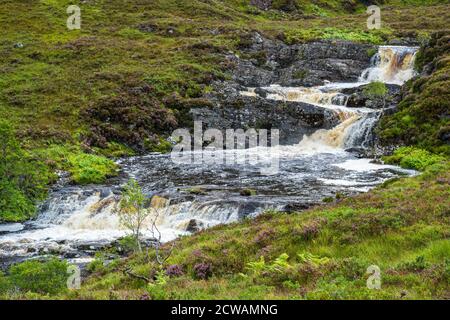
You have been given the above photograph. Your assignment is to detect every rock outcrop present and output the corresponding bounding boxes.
[343,83,402,109]
[192,82,340,145]
[233,33,376,87]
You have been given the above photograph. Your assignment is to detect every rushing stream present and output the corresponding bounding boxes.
[0,46,419,266]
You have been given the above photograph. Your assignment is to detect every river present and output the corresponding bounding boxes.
[0,45,419,266]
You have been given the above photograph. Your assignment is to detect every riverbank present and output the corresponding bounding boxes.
[1,160,447,300]
[76,161,449,300]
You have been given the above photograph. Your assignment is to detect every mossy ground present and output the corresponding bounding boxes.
[1,1,449,153]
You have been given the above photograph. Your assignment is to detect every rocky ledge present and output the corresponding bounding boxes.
[232,32,376,87]
[192,82,340,145]
[189,33,379,144]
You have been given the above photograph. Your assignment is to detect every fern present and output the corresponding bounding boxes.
[268,253,291,273]
[297,252,330,266]
[246,256,266,275]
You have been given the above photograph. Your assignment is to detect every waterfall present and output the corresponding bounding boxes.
[238,46,419,151]
[343,113,382,149]
[297,115,361,149]
[359,46,419,85]
[291,45,419,150]
[255,85,350,109]
[0,188,250,258]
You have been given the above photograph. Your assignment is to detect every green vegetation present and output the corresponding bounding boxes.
[384,146,446,171]
[115,179,150,253]
[284,27,393,45]
[0,120,53,222]
[1,259,68,297]
[0,0,449,300]
[0,133,116,220]
[364,81,388,98]
[0,0,448,220]
[67,153,118,185]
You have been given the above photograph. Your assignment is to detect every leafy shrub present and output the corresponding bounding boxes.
[83,83,177,152]
[269,253,291,273]
[246,253,292,275]
[246,256,267,276]
[384,147,446,171]
[398,256,430,272]
[166,264,184,278]
[363,81,388,98]
[9,259,69,295]
[193,263,212,280]
[297,252,330,266]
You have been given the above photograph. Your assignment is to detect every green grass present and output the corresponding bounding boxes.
[0,0,446,220]
[0,0,449,299]
[383,146,446,171]
[364,81,388,98]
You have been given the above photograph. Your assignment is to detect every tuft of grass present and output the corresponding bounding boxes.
[364,81,388,98]
[67,153,118,185]
[383,146,446,171]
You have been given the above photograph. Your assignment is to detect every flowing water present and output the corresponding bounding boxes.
[0,46,419,265]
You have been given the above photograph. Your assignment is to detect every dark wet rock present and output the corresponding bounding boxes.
[343,83,402,109]
[76,243,107,252]
[250,0,272,10]
[238,202,262,218]
[193,82,341,145]
[254,87,269,98]
[283,203,314,213]
[388,38,421,46]
[382,105,398,116]
[27,247,37,253]
[438,128,450,144]
[99,187,112,198]
[62,252,80,259]
[240,188,256,196]
[344,147,367,158]
[232,33,375,87]
[186,219,204,233]
[189,33,376,145]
